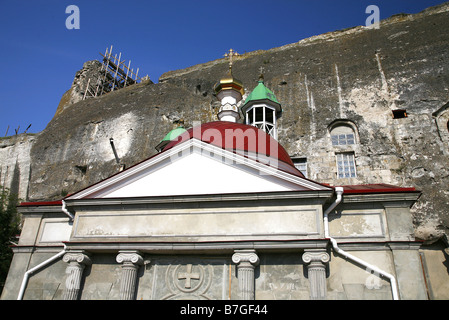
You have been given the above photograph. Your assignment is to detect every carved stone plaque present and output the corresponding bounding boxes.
[139,257,233,300]
[163,263,213,300]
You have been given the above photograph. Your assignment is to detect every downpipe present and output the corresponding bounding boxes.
[17,245,67,300]
[17,201,73,299]
[61,200,74,221]
[324,187,400,300]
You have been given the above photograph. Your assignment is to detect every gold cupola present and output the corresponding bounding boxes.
[214,49,245,122]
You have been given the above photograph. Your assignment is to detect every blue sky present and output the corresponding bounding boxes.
[0,0,446,135]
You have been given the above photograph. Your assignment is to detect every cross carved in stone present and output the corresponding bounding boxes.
[177,264,200,289]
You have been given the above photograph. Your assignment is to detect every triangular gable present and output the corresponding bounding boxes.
[66,139,330,200]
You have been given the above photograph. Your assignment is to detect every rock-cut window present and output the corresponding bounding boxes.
[330,125,356,146]
[336,152,357,178]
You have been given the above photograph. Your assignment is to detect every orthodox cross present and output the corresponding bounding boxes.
[224,48,239,70]
[258,66,265,81]
[177,264,200,289]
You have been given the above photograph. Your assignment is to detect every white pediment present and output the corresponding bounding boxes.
[67,139,329,199]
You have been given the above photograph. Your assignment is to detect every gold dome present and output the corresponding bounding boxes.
[213,68,244,96]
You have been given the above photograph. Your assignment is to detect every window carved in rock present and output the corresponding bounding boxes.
[328,120,359,180]
[336,152,357,178]
[330,124,357,146]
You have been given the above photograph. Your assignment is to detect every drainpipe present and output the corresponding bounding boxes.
[61,200,74,221]
[324,187,400,300]
[17,245,67,300]
[17,201,73,299]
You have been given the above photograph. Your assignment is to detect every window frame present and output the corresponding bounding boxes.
[335,152,357,178]
[331,132,355,146]
[245,104,277,139]
[291,157,308,178]
[328,121,358,147]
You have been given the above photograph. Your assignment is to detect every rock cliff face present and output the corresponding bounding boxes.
[28,80,214,201]
[55,60,104,117]
[1,3,448,242]
[0,134,34,199]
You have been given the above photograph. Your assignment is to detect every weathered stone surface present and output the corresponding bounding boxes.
[55,60,104,117]
[0,133,35,200]
[1,3,448,242]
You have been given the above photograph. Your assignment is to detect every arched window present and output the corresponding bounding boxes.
[330,124,356,146]
[328,120,359,179]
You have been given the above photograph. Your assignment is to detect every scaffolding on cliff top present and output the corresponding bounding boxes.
[83,45,150,100]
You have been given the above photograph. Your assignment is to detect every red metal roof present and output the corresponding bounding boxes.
[19,200,62,207]
[340,184,419,194]
[162,121,305,178]
[17,185,418,208]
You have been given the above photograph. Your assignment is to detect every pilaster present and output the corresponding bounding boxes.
[116,251,144,300]
[62,251,91,300]
[232,250,260,300]
[302,250,330,300]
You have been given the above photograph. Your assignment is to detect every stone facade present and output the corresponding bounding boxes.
[0,174,430,300]
[1,3,449,301]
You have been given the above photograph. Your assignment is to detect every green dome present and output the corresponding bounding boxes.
[241,77,282,115]
[155,126,187,152]
[243,80,280,106]
[161,127,187,142]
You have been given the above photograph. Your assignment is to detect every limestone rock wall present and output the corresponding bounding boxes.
[0,134,35,201]
[55,60,104,117]
[1,3,448,242]
[159,3,449,241]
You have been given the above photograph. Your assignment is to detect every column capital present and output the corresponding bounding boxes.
[63,251,92,265]
[302,251,330,265]
[62,251,90,300]
[116,251,144,300]
[232,250,259,300]
[232,250,260,267]
[116,251,144,266]
[302,250,329,300]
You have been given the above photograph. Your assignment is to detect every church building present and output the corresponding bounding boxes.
[1,60,427,300]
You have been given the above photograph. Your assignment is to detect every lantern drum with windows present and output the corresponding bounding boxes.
[241,76,282,140]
